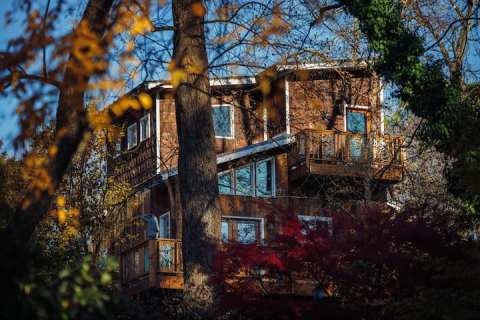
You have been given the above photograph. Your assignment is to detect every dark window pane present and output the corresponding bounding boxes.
[221,221,229,242]
[213,105,232,137]
[347,111,366,133]
[218,171,233,194]
[237,222,257,244]
[236,165,253,195]
[256,159,273,196]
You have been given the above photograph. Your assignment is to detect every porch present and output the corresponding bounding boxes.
[289,129,404,181]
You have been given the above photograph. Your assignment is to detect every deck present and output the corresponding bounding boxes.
[121,238,183,295]
[289,129,404,181]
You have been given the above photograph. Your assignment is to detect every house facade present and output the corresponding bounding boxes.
[106,62,404,295]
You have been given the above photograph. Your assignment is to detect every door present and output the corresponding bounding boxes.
[346,110,368,161]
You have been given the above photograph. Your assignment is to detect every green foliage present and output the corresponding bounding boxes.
[20,257,119,320]
[341,0,480,212]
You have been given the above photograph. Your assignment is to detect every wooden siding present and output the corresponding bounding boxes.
[287,76,381,135]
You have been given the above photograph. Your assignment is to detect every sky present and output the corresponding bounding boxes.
[1,0,479,156]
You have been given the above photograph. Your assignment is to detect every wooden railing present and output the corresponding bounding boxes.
[157,239,183,273]
[292,129,404,165]
[120,238,183,291]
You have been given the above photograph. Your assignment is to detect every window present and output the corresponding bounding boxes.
[346,111,367,160]
[134,250,140,275]
[256,158,274,197]
[235,164,254,196]
[218,170,234,194]
[218,157,276,197]
[144,246,149,273]
[298,215,332,236]
[212,105,233,138]
[221,217,263,244]
[139,114,150,142]
[221,221,229,242]
[114,141,121,158]
[159,212,170,239]
[127,123,138,149]
[346,110,367,134]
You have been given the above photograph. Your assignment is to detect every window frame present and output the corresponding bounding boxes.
[221,216,265,244]
[127,123,138,150]
[212,104,234,139]
[139,113,151,142]
[159,211,170,239]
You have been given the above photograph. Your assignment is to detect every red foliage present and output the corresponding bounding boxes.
[212,204,467,319]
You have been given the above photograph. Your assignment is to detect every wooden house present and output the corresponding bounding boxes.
[106,62,404,295]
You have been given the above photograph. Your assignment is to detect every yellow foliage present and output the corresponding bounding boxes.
[111,96,140,116]
[24,154,54,194]
[58,209,67,224]
[56,196,66,207]
[171,69,187,88]
[259,79,271,96]
[70,21,107,75]
[88,109,111,130]
[131,16,153,35]
[48,145,58,158]
[191,2,206,17]
[138,93,153,109]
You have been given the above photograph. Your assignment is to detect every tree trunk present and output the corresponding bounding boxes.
[172,0,221,315]
[0,0,114,311]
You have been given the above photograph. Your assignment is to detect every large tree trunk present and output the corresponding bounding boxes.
[0,0,114,312]
[172,0,221,314]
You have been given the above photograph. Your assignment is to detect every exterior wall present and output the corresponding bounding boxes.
[109,107,156,187]
[287,75,381,135]
[157,90,267,173]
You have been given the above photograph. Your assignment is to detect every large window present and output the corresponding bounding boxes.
[213,105,233,138]
[139,114,150,142]
[221,217,263,244]
[127,123,138,149]
[218,157,275,197]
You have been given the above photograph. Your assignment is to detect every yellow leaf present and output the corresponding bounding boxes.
[56,196,66,207]
[191,2,206,17]
[58,209,67,224]
[138,93,153,109]
[131,16,153,35]
[171,69,187,88]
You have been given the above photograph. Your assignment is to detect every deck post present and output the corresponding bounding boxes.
[148,239,158,288]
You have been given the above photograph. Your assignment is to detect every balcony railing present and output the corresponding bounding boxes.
[291,129,404,180]
[120,238,183,292]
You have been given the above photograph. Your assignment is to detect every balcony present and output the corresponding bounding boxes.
[121,238,183,294]
[289,130,404,182]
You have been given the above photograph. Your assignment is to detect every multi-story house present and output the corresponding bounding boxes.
[106,61,404,295]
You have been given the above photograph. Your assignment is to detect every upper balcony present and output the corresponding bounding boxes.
[289,129,404,182]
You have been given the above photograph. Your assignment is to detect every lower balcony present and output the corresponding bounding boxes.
[120,238,183,294]
[289,129,404,182]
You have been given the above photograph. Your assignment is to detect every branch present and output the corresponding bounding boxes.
[152,24,175,32]
[424,17,480,52]
[309,3,344,27]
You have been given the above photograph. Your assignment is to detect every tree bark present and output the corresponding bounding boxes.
[172,0,221,315]
[0,0,115,310]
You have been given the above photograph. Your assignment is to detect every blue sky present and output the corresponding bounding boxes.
[1,0,478,155]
